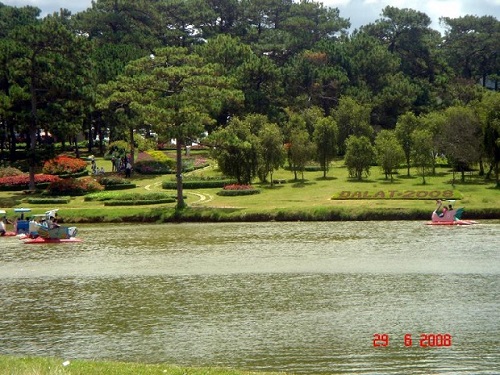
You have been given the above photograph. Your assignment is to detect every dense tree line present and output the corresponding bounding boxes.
[0,0,499,201]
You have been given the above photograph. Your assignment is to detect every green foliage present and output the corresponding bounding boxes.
[107,141,131,158]
[96,175,136,190]
[208,116,259,184]
[26,197,71,204]
[46,177,104,196]
[288,128,316,181]
[85,191,174,202]
[375,129,405,182]
[440,106,482,182]
[411,129,434,184]
[313,116,338,177]
[85,191,176,205]
[344,135,376,180]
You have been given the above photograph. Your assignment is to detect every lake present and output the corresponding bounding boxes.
[0,221,499,374]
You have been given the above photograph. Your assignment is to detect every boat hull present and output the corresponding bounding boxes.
[426,220,478,226]
[22,237,82,244]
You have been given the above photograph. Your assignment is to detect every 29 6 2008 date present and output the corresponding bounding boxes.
[373,333,452,347]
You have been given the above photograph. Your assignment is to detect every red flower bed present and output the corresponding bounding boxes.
[42,155,88,175]
[223,184,255,190]
[0,174,61,188]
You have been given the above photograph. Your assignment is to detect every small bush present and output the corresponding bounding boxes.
[42,155,88,175]
[0,167,24,178]
[97,175,131,186]
[134,160,174,174]
[46,177,104,196]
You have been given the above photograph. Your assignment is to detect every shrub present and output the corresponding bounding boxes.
[107,140,130,158]
[134,150,176,174]
[0,174,61,190]
[217,184,260,196]
[97,175,130,186]
[46,177,104,196]
[0,167,24,178]
[42,155,88,175]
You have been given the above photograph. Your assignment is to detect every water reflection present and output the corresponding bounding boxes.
[0,221,499,374]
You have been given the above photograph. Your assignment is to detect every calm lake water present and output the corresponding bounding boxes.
[0,221,499,374]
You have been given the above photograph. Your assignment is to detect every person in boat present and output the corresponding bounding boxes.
[1,215,13,235]
[0,216,6,236]
[51,217,60,228]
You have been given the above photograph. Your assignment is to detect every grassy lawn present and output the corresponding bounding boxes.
[0,355,286,375]
[0,155,498,222]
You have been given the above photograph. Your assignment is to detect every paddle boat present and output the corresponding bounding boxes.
[0,209,15,236]
[427,200,478,226]
[20,209,82,244]
[0,208,31,236]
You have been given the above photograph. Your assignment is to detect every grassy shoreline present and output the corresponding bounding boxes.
[0,355,285,375]
[1,159,499,223]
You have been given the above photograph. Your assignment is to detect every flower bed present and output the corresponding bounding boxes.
[0,174,61,191]
[217,184,260,196]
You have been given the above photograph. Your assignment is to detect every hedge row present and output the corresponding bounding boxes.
[162,179,236,189]
[217,189,261,196]
[104,183,137,191]
[104,198,176,206]
[26,197,71,204]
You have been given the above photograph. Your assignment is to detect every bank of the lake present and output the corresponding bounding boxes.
[0,355,285,375]
[1,162,499,223]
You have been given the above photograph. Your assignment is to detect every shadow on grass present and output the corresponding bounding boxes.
[397,175,418,180]
[291,180,317,188]
[377,177,402,185]
[261,184,285,190]
[315,176,337,181]
[346,178,376,183]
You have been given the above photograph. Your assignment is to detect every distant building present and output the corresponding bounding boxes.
[479,77,498,90]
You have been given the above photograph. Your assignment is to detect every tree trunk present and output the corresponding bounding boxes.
[28,78,38,191]
[128,126,135,167]
[175,139,185,209]
[74,137,80,158]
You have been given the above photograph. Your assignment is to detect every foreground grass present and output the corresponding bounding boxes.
[0,159,498,222]
[0,356,285,375]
